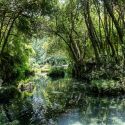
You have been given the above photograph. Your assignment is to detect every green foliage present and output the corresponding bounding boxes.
[48,67,65,78]
[0,52,31,84]
[44,56,67,66]
[16,17,31,35]
[30,38,46,65]
[0,0,54,84]
[0,0,125,95]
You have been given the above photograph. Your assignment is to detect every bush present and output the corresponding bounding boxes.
[44,56,67,66]
[47,67,65,78]
[0,52,31,84]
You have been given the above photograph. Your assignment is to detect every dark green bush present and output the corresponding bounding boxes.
[47,67,65,78]
[0,52,31,84]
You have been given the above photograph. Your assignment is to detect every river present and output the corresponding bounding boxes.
[0,74,125,125]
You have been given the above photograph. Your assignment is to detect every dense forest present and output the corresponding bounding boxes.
[0,0,125,125]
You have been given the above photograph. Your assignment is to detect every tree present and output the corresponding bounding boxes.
[0,0,53,83]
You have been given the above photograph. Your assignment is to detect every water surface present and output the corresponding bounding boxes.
[0,75,125,125]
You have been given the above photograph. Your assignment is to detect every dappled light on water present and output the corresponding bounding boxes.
[72,122,83,125]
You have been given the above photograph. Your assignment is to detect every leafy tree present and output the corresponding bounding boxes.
[0,0,53,83]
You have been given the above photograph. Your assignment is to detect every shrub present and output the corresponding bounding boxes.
[47,67,65,78]
[0,52,31,84]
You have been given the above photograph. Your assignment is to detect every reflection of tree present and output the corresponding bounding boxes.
[0,97,33,125]
[42,78,89,118]
[42,78,125,124]
[1,78,125,124]
[43,79,83,109]
[3,105,12,122]
[79,97,125,125]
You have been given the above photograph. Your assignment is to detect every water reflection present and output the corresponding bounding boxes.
[56,96,125,125]
[0,76,125,125]
[0,96,34,124]
[72,122,83,125]
[42,78,125,125]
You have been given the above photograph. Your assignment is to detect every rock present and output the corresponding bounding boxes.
[19,82,34,92]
